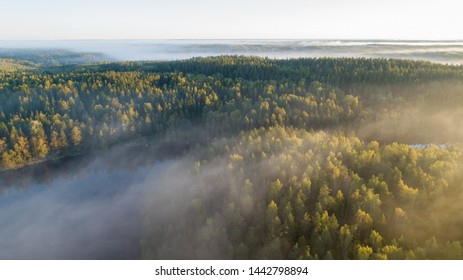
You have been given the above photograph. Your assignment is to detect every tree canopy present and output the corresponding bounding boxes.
[2,56,463,259]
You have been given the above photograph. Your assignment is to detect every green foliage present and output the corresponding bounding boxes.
[2,56,463,169]
[0,58,36,72]
[1,56,463,259]
[141,126,463,259]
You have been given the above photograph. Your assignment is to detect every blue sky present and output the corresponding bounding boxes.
[0,0,462,40]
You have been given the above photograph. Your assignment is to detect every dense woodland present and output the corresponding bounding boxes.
[1,56,463,259]
[142,126,463,259]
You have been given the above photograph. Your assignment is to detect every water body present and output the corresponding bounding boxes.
[1,39,463,64]
[0,144,175,260]
[410,144,447,149]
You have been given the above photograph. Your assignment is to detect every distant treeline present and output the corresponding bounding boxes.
[0,49,107,67]
[74,56,463,86]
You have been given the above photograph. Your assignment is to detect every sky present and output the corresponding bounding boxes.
[0,0,462,40]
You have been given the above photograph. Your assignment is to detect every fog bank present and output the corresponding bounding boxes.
[0,146,174,259]
[2,40,463,64]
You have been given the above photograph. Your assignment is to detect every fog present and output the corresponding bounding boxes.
[352,81,463,145]
[0,123,220,259]
[358,106,463,145]
[1,40,463,63]
[0,141,177,259]
[0,126,291,259]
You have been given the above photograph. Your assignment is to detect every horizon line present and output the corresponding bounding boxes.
[2,38,463,42]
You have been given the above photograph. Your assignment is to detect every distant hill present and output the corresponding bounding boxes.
[0,49,109,66]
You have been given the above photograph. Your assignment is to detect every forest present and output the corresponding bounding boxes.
[1,56,463,259]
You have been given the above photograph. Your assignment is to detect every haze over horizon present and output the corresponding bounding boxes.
[3,39,463,64]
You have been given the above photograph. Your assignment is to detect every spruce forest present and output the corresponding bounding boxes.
[2,56,463,259]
